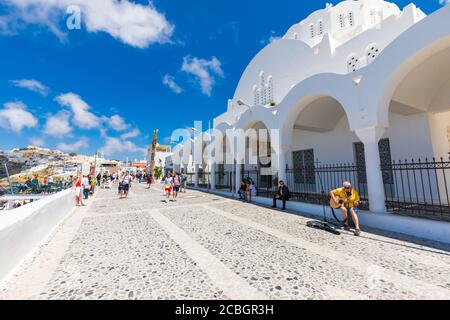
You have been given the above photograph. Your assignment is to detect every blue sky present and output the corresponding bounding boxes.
[0,0,445,160]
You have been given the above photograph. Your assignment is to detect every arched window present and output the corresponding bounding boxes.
[318,20,324,35]
[348,12,354,26]
[253,85,259,106]
[346,54,360,73]
[255,88,261,106]
[292,32,298,40]
[339,14,345,28]
[259,71,265,85]
[369,9,379,25]
[310,24,315,38]
[366,43,380,64]
[267,76,274,103]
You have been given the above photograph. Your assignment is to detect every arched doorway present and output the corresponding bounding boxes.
[285,95,369,207]
[381,45,450,219]
[242,121,273,196]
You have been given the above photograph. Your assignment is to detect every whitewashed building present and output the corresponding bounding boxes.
[176,0,450,234]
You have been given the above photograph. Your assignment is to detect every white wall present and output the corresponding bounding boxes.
[385,112,434,160]
[291,112,436,164]
[291,115,358,164]
[0,189,75,283]
[429,110,450,159]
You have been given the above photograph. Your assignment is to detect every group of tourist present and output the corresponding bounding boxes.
[162,172,188,202]
[74,173,98,206]
[238,178,257,203]
[118,171,132,199]
[71,167,362,236]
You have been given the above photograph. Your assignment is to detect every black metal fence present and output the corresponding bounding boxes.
[215,171,234,192]
[241,170,275,198]
[285,164,369,210]
[186,173,195,187]
[187,157,450,222]
[381,157,450,221]
[284,158,450,221]
[198,172,211,189]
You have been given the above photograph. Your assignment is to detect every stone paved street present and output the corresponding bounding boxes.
[1,183,449,300]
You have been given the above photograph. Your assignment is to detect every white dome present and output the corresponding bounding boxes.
[228,0,425,118]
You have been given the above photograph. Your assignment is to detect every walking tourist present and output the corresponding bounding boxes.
[90,175,97,195]
[74,174,85,206]
[163,173,173,202]
[329,181,362,236]
[96,173,102,187]
[82,175,90,200]
[272,180,290,210]
[181,173,188,193]
[172,172,181,201]
[120,171,132,199]
[147,173,153,189]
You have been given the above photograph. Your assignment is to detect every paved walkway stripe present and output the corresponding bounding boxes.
[148,209,268,300]
[203,204,450,299]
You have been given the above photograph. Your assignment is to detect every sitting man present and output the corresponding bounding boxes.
[272,180,290,210]
[330,181,361,236]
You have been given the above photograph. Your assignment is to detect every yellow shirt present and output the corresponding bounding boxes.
[331,188,360,208]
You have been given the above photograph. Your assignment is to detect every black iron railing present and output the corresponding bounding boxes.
[285,163,369,210]
[198,172,211,189]
[215,171,234,192]
[186,173,195,187]
[241,170,275,198]
[381,157,450,221]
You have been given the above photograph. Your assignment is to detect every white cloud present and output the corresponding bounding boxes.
[439,0,450,5]
[181,56,224,96]
[0,101,38,133]
[103,114,129,131]
[100,136,146,157]
[121,128,141,139]
[55,93,99,130]
[0,0,174,48]
[44,111,72,137]
[10,79,49,96]
[29,137,45,147]
[162,74,183,94]
[57,138,88,153]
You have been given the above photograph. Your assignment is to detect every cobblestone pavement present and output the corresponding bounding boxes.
[1,183,449,300]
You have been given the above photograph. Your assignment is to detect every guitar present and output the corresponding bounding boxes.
[329,197,345,209]
[329,197,360,209]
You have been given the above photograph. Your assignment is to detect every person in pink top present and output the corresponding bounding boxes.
[172,172,181,202]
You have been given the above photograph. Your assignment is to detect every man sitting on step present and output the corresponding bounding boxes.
[272,180,290,211]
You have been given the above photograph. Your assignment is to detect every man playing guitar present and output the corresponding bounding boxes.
[329,181,361,236]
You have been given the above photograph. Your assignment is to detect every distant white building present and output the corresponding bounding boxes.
[177,1,450,220]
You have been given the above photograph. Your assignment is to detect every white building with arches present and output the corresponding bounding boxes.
[175,0,450,241]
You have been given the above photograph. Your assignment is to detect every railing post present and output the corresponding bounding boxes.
[194,164,199,188]
[355,126,387,213]
[210,162,216,190]
[235,163,241,194]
